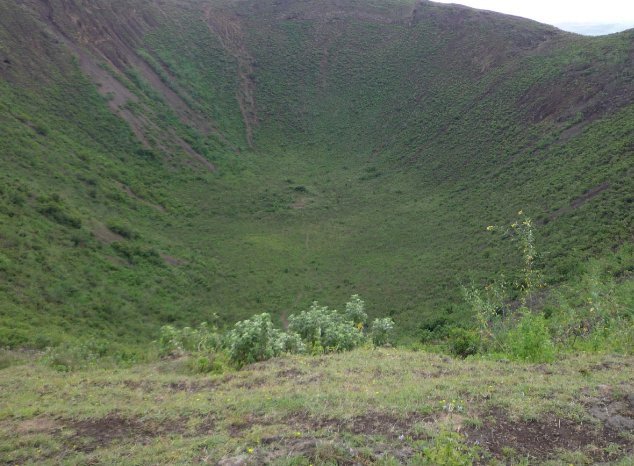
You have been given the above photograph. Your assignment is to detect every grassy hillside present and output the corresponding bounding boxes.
[0,0,632,349]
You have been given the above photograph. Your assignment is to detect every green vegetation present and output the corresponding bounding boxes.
[0,0,632,351]
[442,214,633,362]
[0,0,633,460]
[157,295,391,368]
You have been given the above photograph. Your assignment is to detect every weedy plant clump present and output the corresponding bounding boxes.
[451,211,632,362]
[157,295,395,369]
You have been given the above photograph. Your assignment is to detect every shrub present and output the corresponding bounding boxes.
[447,327,480,358]
[41,339,109,372]
[370,317,395,346]
[225,313,286,367]
[344,294,368,327]
[504,310,555,362]
[158,321,221,357]
[188,351,230,374]
[157,295,389,368]
[288,301,364,353]
[276,331,306,354]
[112,242,161,265]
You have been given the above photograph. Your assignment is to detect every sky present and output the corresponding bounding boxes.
[432,0,634,35]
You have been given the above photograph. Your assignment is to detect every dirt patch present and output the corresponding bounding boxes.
[220,436,418,466]
[252,411,429,440]
[122,379,156,392]
[276,368,305,379]
[169,129,216,172]
[308,358,328,367]
[464,408,631,462]
[569,182,611,209]
[196,414,217,435]
[585,387,634,431]
[313,412,428,438]
[16,417,61,434]
[589,359,632,372]
[415,369,451,379]
[235,376,268,389]
[291,196,308,209]
[69,413,186,452]
[119,183,165,212]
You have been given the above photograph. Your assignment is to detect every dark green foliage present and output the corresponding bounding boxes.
[447,328,480,358]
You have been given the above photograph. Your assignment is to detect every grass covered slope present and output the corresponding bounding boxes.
[0,0,632,348]
[1,349,633,464]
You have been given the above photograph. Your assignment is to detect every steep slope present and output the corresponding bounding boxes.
[0,0,632,347]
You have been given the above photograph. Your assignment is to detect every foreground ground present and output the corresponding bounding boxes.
[1,348,633,465]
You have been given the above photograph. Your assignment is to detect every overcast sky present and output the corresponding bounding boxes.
[433,0,634,35]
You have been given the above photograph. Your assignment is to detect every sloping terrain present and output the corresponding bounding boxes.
[0,0,632,348]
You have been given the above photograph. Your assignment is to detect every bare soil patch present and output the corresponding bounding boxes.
[585,387,634,431]
[69,414,187,452]
[276,368,305,379]
[235,376,268,389]
[464,408,632,462]
[308,411,428,438]
[16,417,61,434]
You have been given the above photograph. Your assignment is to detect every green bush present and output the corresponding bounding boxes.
[112,242,162,265]
[188,351,230,374]
[344,294,368,327]
[41,339,109,372]
[288,301,365,353]
[157,295,389,368]
[225,313,287,367]
[158,321,221,357]
[277,331,306,354]
[504,311,555,363]
[447,327,480,358]
[370,317,395,346]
